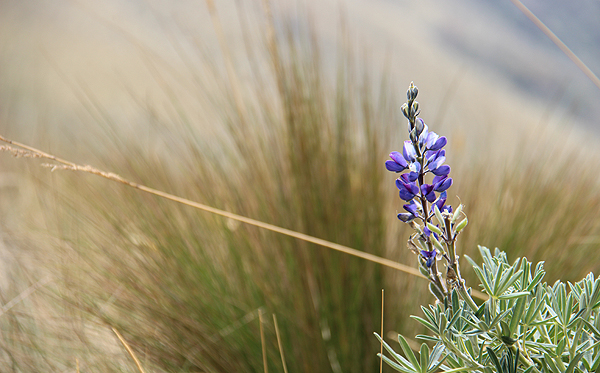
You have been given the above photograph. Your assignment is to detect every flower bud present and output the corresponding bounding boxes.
[407,81,418,101]
[410,101,420,117]
[401,103,410,119]
[426,223,443,236]
[415,118,425,136]
[434,204,445,226]
[430,233,445,252]
[455,217,468,233]
[451,204,463,224]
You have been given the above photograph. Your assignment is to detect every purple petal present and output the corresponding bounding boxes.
[403,202,418,216]
[409,161,421,173]
[421,184,434,196]
[420,249,436,258]
[425,132,439,149]
[408,171,419,182]
[395,179,403,190]
[443,205,453,214]
[434,177,453,192]
[423,226,431,236]
[397,213,416,222]
[385,160,405,172]
[429,156,446,171]
[389,151,408,168]
[433,197,446,212]
[426,191,437,203]
[432,175,447,185]
[408,182,419,196]
[416,118,426,136]
[430,136,447,151]
[403,141,417,162]
[399,173,411,183]
[432,165,451,176]
[420,249,437,267]
[399,189,415,201]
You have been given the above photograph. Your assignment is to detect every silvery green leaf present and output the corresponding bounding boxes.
[556,338,566,356]
[526,270,545,292]
[542,353,561,373]
[378,353,415,373]
[415,335,441,343]
[567,308,586,328]
[374,333,415,371]
[497,291,530,300]
[508,297,526,334]
[398,334,421,371]
[447,307,462,331]
[565,352,583,373]
[497,269,523,295]
[420,344,429,373]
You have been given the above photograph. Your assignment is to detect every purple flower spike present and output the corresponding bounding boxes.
[432,165,451,176]
[434,177,452,192]
[403,141,417,162]
[429,136,447,151]
[420,249,437,267]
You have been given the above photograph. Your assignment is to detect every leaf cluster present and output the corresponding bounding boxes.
[379,246,600,373]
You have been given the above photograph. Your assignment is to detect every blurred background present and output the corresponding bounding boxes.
[0,0,599,371]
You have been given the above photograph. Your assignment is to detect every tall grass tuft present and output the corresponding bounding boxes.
[18,8,399,373]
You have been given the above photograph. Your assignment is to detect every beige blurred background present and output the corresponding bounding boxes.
[1,0,599,141]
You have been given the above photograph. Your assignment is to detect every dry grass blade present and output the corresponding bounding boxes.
[379,289,384,373]
[273,314,289,373]
[0,276,52,317]
[112,327,147,373]
[509,0,600,90]
[0,133,488,301]
[259,309,268,373]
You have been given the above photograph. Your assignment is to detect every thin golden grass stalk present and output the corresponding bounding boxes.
[112,327,147,373]
[259,309,268,373]
[379,289,384,373]
[0,133,488,300]
[273,314,289,373]
[509,0,600,90]
[0,276,52,317]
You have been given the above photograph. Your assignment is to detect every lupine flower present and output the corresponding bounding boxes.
[384,82,470,304]
[433,175,452,192]
[420,249,437,267]
[403,141,417,162]
[385,151,408,172]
